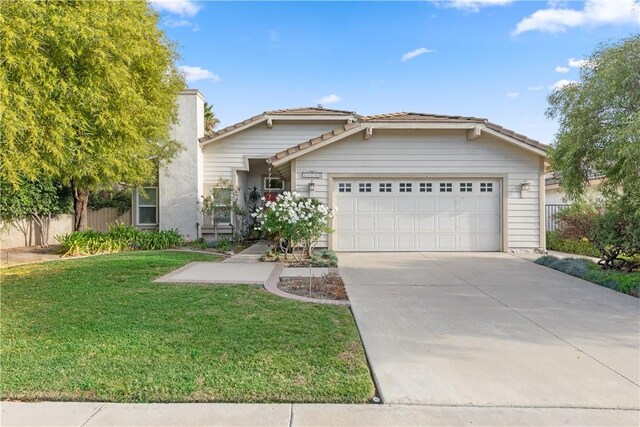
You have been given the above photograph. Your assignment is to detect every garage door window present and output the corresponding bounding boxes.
[379,183,392,192]
[338,182,352,193]
[399,182,412,192]
[440,182,453,192]
[359,183,372,193]
[419,182,432,192]
[480,182,493,192]
[460,182,473,192]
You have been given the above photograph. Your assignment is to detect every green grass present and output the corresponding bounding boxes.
[0,251,375,403]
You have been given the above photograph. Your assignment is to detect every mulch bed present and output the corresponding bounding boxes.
[278,272,348,300]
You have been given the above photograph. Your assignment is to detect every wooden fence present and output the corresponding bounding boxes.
[87,208,132,232]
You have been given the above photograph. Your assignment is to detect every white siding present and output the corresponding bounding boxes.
[293,129,542,250]
[202,121,345,184]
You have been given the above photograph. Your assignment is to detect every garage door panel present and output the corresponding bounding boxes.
[397,217,415,232]
[377,217,395,232]
[437,199,456,214]
[356,198,375,213]
[357,235,375,250]
[335,179,501,252]
[356,217,375,232]
[377,198,394,213]
[377,235,395,250]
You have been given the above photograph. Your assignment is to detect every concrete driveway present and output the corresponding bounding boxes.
[340,252,640,410]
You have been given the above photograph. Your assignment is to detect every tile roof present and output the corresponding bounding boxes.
[361,112,486,123]
[267,107,357,116]
[199,107,357,143]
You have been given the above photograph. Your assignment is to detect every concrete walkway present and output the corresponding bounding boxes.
[3,402,638,426]
[155,242,275,284]
[340,252,639,411]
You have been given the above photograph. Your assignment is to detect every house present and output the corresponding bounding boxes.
[134,89,548,252]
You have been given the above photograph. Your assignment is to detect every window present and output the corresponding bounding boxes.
[379,182,392,192]
[213,188,232,224]
[264,177,284,191]
[338,182,351,193]
[440,182,452,192]
[480,182,493,192]
[460,182,473,192]
[359,182,372,193]
[399,182,412,192]
[137,187,157,225]
[419,182,432,192]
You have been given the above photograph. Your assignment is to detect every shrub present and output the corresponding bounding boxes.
[252,192,334,260]
[554,202,598,240]
[534,255,559,267]
[535,255,639,297]
[218,237,230,252]
[311,249,338,267]
[56,223,183,255]
[546,231,600,258]
[590,199,640,271]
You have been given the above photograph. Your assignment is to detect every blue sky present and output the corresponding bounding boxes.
[151,0,639,144]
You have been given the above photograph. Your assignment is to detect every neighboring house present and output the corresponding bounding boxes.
[545,172,604,205]
[135,89,548,253]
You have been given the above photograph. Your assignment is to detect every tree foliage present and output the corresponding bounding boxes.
[546,35,640,206]
[0,1,185,229]
[204,102,220,135]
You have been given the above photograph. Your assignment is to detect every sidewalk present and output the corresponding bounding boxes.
[2,402,637,426]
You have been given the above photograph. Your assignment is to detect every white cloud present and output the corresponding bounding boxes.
[317,94,341,105]
[150,0,201,17]
[507,92,520,98]
[549,79,577,90]
[555,66,570,73]
[435,0,513,12]
[528,85,544,91]
[568,57,588,68]
[179,66,220,83]
[401,47,434,62]
[161,18,199,31]
[512,0,639,35]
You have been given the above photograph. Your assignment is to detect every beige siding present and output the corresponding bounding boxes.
[202,121,345,184]
[293,129,542,250]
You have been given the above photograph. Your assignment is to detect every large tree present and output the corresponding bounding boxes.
[546,35,640,206]
[0,1,185,230]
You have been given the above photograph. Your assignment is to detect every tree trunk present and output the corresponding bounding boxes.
[73,185,90,231]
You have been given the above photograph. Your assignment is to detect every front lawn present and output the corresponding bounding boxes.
[0,251,374,403]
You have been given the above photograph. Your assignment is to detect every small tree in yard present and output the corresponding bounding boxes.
[201,179,241,240]
[0,1,185,231]
[252,192,334,260]
[0,179,73,246]
[590,197,640,271]
[546,35,640,268]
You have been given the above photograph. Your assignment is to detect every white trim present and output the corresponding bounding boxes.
[136,186,158,226]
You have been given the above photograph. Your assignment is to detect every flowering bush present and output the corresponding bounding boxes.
[252,191,334,259]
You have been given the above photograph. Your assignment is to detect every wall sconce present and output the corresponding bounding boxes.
[308,181,315,192]
[520,180,530,192]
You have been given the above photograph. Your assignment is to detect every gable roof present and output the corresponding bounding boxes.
[268,112,548,165]
[199,107,357,146]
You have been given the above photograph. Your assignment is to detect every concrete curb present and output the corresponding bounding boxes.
[263,263,350,306]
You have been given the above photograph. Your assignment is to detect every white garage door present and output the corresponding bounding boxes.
[334,178,501,252]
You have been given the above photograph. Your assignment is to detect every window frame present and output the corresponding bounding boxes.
[439,182,453,193]
[359,182,372,193]
[137,187,158,226]
[419,182,432,193]
[460,182,473,192]
[480,182,494,193]
[263,177,285,191]
[338,182,352,193]
[379,182,392,193]
[399,182,413,193]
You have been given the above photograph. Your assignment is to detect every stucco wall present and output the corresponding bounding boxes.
[158,90,205,241]
[1,215,74,249]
